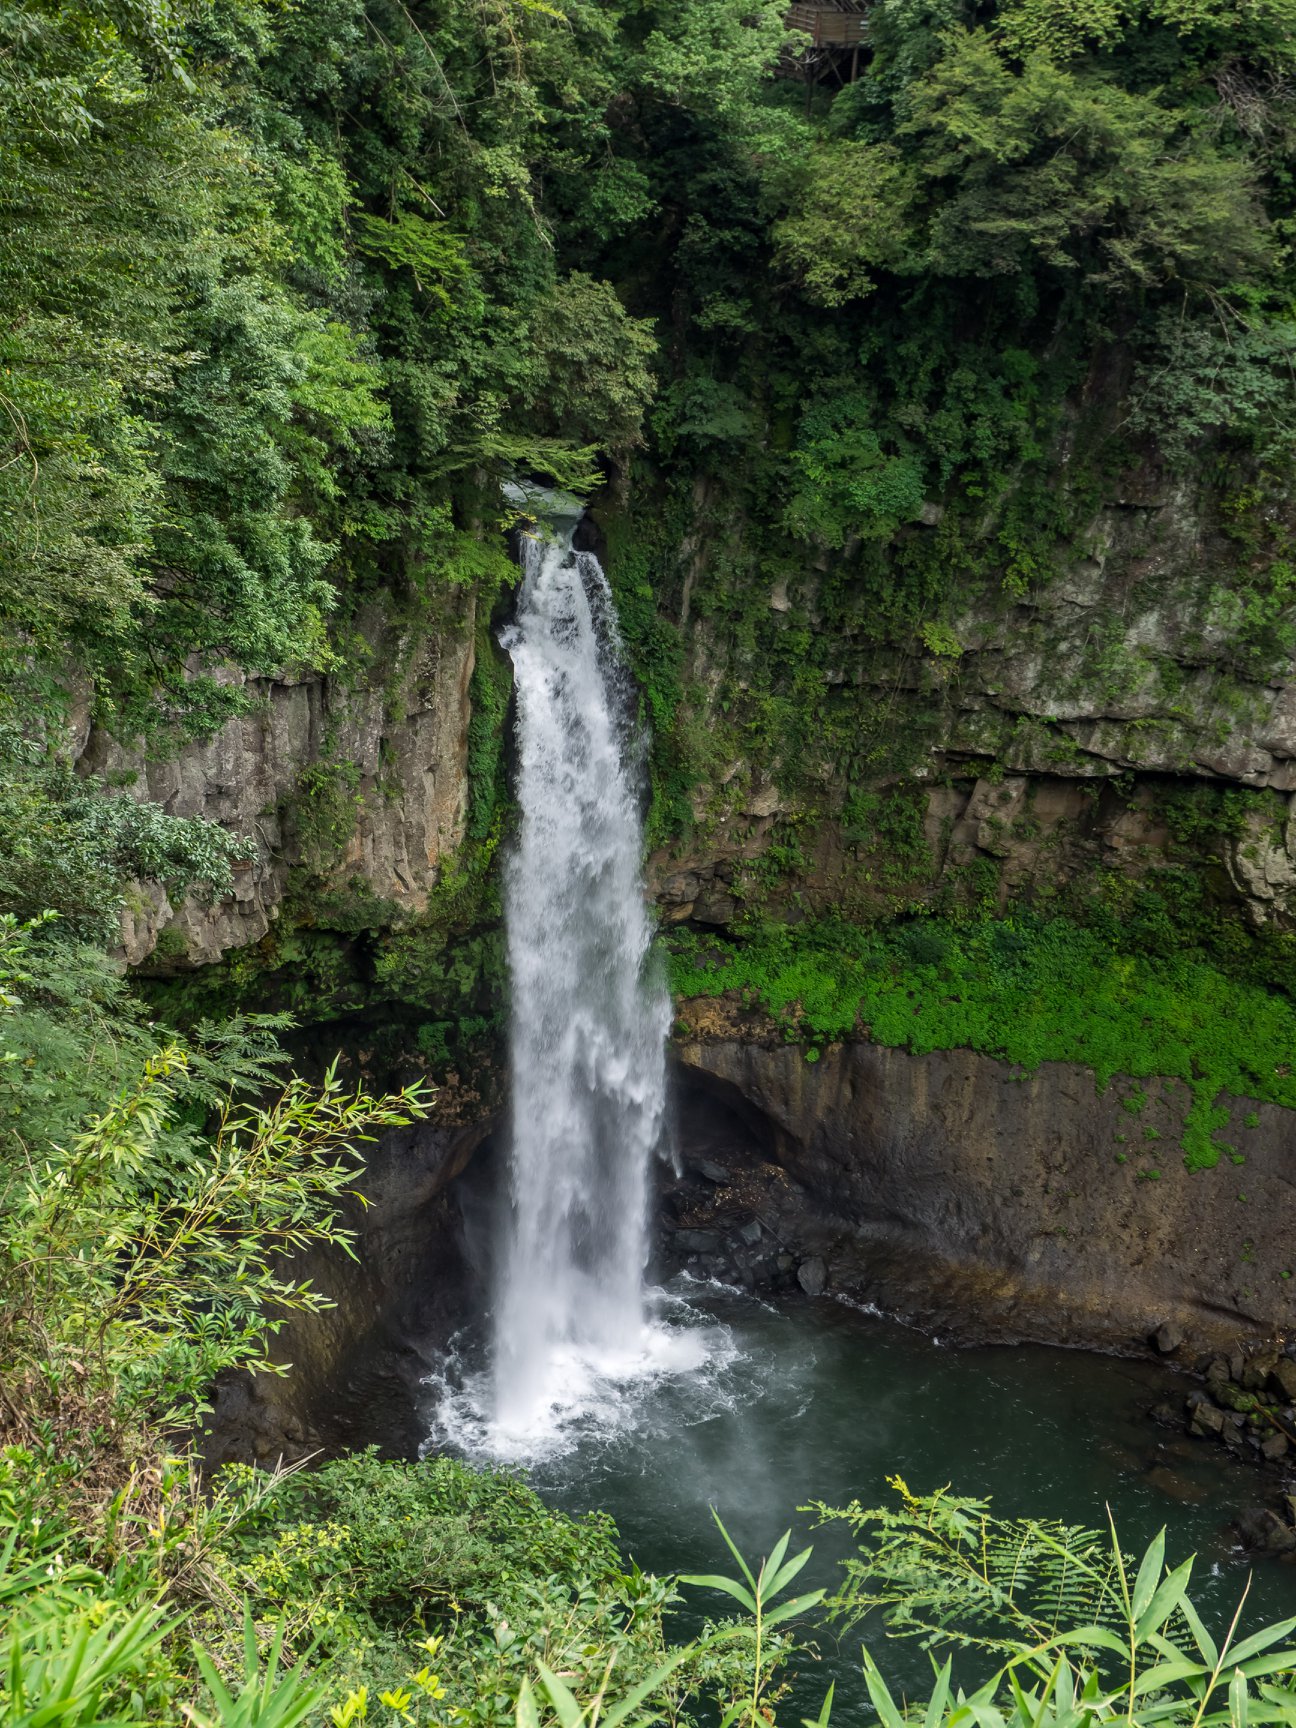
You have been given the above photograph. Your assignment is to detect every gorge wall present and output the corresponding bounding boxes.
[668,1024,1296,1355]
[79,592,478,969]
[625,465,1296,938]
[202,1113,492,1469]
[91,422,1296,1416]
[109,464,1296,985]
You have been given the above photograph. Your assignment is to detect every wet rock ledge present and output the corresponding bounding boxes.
[664,1012,1296,1356]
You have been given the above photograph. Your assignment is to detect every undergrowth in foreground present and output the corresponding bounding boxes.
[666,916,1296,1171]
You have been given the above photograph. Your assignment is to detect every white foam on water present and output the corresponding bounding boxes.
[425,1287,749,1467]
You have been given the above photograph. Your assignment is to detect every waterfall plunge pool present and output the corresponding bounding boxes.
[427,1278,1296,1712]
[467,501,1296,1709]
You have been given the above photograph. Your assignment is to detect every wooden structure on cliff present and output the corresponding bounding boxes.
[782,2,871,92]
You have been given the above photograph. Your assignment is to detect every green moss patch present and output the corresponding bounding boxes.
[667,917,1296,1171]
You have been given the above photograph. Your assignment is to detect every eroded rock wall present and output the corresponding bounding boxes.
[671,1026,1296,1355]
[629,472,1296,932]
[203,1113,492,1468]
[77,593,477,967]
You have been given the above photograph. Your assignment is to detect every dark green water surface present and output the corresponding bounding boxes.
[522,1285,1296,1707]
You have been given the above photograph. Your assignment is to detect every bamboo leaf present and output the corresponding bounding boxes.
[861,1649,910,1728]
[1134,1557,1194,1643]
[767,1545,814,1600]
[1232,1668,1250,1728]
[924,1659,953,1728]
[710,1512,758,1594]
[1131,1530,1167,1624]
[1182,1597,1221,1668]
[763,1530,791,1589]
[802,1681,835,1728]
[599,1648,697,1728]
[536,1661,586,1728]
[679,1574,758,1614]
[1226,1620,1296,1667]
[763,1589,826,1630]
[1132,1658,1213,1695]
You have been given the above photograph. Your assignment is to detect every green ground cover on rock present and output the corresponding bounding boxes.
[667,917,1296,1171]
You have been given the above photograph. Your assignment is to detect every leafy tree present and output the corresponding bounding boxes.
[784,392,927,544]
[636,0,793,118]
[778,31,1271,301]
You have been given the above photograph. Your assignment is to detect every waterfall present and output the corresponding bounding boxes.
[490,515,670,1445]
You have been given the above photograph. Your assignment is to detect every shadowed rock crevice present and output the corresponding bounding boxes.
[203,1116,493,1469]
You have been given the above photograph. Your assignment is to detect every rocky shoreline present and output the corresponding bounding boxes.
[658,1037,1296,1556]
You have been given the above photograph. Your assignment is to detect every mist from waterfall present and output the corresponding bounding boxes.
[490,518,671,1447]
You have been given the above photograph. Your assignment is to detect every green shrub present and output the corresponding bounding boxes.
[668,915,1296,1170]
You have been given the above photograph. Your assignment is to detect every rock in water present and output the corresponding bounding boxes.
[1237,1507,1296,1553]
[797,1257,827,1297]
[1187,1396,1226,1437]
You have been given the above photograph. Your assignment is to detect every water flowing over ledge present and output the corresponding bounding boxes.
[443,513,684,1459]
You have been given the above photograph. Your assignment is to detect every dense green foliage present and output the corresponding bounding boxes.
[812,1480,1296,1728]
[0,0,661,741]
[7,0,1295,740]
[4,0,1296,1083]
[668,915,1296,1169]
[5,0,1296,1718]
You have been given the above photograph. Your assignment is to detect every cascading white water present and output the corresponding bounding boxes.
[490,516,671,1445]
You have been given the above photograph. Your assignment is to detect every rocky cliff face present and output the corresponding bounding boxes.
[81,474,1296,966]
[76,593,477,967]
[665,1015,1296,1356]
[86,464,1296,1420]
[631,472,1296,933]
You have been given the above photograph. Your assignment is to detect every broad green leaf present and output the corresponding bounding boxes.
[599,1647,698,1728]
[1235,1654,1296,1684]
[767,1544,814,1600]
[1052,1627,1129,1658]
[802,1681,835,1728]
[535,1661,585,1728]
[1228,1621,1296,1668]
[763,1589,826,1630]
[679,1574,757,1614]
[1132,1530,1167,1624]
[1232,1667,1250,1728]
[517,1678,542,1728]
[1135,1558,1194,1643]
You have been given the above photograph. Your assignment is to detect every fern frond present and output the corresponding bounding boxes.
[809,1487,1136,1663]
